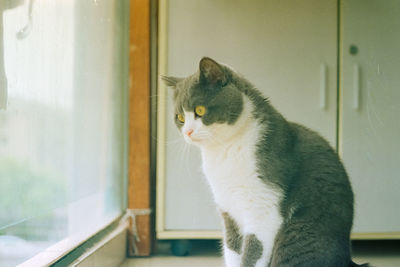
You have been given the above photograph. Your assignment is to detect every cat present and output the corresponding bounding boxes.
[162,57,368,267]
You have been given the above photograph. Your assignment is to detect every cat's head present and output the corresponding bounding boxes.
[162,57,248,148]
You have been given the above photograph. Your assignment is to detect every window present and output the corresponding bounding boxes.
[0,0,128,265]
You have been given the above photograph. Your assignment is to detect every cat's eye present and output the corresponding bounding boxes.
[177,114,185,123]
[195,105,206,117]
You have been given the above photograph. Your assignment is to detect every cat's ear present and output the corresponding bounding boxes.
[161,75,182,88]
[199,57,227,87]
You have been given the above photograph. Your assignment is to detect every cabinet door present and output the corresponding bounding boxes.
[341,0,400,235]
[159,0,337,234]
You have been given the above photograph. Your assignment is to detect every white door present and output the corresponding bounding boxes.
[340,0,400,235]
[159,0,338,236]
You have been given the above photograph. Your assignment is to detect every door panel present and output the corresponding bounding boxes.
[341,0,400,233]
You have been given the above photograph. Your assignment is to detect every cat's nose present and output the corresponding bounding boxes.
[185,129,194,137]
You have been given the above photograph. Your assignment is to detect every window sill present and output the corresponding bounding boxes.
[19,216,128,267]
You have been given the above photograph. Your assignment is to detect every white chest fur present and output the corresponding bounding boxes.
[201,120,282,231]
[200,100,283,266]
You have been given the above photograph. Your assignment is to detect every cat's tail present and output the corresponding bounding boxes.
[349,260,371,267]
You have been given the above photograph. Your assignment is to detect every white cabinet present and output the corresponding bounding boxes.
[157,0,400,240]
[340,0,400,238]
[157,0,337,239]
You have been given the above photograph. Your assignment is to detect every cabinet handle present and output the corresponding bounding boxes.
[320,64,327,109]
[353,63,360,110]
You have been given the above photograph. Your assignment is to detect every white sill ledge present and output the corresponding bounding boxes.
[19,217,128,267]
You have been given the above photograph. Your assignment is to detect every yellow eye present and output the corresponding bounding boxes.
[195,105,206,117]
[177,114,185,123]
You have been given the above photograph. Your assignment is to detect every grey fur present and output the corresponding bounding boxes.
[222,212,243,254]
[164,57,367,267]
[241,234,263,267]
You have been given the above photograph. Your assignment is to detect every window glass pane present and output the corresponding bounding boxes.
[0,0,128,265]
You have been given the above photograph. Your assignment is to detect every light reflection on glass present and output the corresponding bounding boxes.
[0,0,127,265]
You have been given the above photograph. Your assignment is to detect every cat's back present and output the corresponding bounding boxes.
[283,122,354,224]
[289,122,349,184]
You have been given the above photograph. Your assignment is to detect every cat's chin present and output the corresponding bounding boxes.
[184,136,205,147]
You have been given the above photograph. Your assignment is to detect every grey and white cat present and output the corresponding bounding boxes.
[163,57,368,267]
